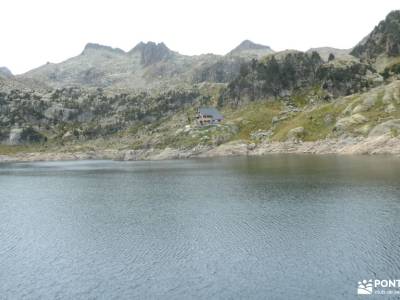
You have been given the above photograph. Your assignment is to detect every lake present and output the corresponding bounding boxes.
[1,155,400,299]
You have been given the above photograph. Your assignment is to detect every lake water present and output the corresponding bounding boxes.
[1,155,400,299]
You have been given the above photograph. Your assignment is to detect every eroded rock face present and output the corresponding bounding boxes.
[8,127,46,145]
[44,105,77,122]
[8,128,23,145]
[221,49,377,106]
[130,42,173,66]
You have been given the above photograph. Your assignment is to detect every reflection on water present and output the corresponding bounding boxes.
[0,155,400,299]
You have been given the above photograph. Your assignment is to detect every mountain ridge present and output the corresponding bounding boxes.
[15,39,354,91]
[10,9,400,90]
[17,39,278,90]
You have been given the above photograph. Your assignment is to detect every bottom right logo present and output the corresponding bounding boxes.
[357,279,400,296]
[358,280,373,295]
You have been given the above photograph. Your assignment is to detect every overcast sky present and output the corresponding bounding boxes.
[1,0,398,74]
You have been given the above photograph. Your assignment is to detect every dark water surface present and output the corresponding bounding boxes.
[1,155,400,299]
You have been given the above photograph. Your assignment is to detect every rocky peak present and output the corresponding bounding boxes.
[0,67,13,78]
[351,10,400,60]
[228,40,273,57]
[129,41,173,66]
[81,43,125,55]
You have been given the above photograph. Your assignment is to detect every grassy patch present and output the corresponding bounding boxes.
[0,144,47,155]
[391,128,399,137]
[360,91,393,130]
[272,102,347,141]
[222,101,282,140]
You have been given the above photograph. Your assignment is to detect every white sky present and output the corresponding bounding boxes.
[1,0,399,74]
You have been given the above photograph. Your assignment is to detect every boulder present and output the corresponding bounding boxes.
[335,114,368,132]
[247,143,256,151]
[385,103,396,113]
[286,127,305,142]
[62,131,74,141]
[323,113,334,125]
[352,93,378,113]
[354,124,373,135]
[368,119,400,137]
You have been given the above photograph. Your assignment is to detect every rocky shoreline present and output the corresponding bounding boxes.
[1,135,399,163]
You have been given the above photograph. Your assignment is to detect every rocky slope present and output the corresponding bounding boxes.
[1,11,400,161]
[351,10,400,73]
[351,11,400,60]
[221,51,381,106]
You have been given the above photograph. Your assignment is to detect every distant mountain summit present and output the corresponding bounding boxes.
[351,10,400,60]
[230,40,272,52]
[81,43,125,55]
[130,42,174,66]
[0,67,13,78]
[227,40,274,58]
